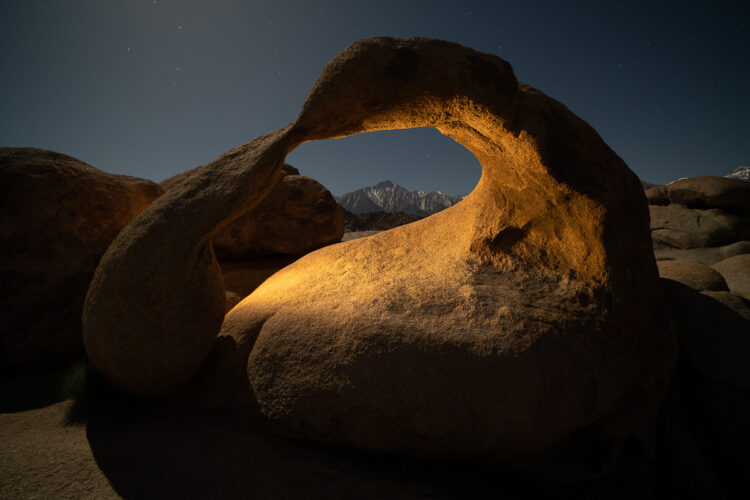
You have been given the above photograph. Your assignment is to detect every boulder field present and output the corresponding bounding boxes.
[83,36,677,471]
[647,176,750,261]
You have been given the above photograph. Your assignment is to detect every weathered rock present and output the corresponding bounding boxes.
[645,185,668,205]
[649,204,750,249]
[653,240,750,266]
[0,148,163,368]
[712,254,750,300]
[656,260,728,292]
[666,176,750,216]
[83,38,675,472]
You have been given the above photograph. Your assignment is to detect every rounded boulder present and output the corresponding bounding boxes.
[0,148,163,368]
[712,254,750,300]
[657,259,728,292]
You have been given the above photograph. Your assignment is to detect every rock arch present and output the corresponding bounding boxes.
[83,37,675,462]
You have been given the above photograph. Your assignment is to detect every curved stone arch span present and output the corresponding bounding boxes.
[83,37,674,462]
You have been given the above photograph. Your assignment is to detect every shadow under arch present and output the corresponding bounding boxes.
[82,36,674,467]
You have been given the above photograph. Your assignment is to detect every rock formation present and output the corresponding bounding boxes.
[651,241,750,266]
[712,254,750,300]
[162,163,344,259]
[83,37,676,470]
[656,260,728,292]
[0,148,163,368]
[647,176,750,264]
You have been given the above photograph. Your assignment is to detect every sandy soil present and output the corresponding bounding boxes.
[1,400,118,499]
[0,368,651,499]
[0,395,448,499]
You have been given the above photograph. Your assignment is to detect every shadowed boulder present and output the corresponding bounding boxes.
[645,185,668,206]
[0,148,163,369]
[665,176,750,217]
[654,240,750,266]
[712,254,750,300]
[656,260,728,292]
[162,163,344,259]
[649,205,750,249]
[660,279,750,494]
[648,176,750,253]
[83,38,676,470]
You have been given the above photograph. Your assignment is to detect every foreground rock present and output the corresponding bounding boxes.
[83,37,676,475]
[0,148,163,369]
[162,164,344,259]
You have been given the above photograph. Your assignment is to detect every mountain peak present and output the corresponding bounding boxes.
[338,181,464,216]
[726,166,750,182]
[372,180,395,189]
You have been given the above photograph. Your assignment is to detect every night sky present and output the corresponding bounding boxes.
[1,1,747,196]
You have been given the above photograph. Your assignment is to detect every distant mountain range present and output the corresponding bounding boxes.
[726,166,750,182]
[336,180,464,216]
[337,169,748,218]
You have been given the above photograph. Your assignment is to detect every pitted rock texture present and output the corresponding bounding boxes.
[83,38,675,468]
[1,148,163,368]
[162,164,344,259]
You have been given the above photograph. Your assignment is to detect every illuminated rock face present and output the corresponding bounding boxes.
[83,38,675,463]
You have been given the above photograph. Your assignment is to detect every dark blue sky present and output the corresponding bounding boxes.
[1,1,747,195]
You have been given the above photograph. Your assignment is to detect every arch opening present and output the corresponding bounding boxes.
[286,127,481,205]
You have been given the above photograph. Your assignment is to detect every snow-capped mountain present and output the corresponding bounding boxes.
[726,166,750,182]
[336,180,464,216]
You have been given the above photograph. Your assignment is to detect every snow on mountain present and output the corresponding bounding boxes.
[336,180,464,216]
[726,166,750,182]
